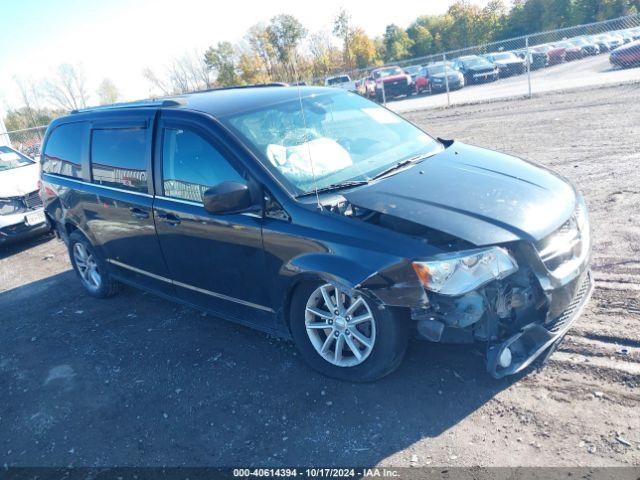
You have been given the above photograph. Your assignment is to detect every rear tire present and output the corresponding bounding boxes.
[68,231,120,298]
[290,281,408,382]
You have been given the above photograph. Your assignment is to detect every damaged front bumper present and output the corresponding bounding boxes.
[486,270,593,378]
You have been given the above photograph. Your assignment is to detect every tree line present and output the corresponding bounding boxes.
[4,0,639,136]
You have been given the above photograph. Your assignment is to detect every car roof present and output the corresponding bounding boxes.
[59,85,344,122]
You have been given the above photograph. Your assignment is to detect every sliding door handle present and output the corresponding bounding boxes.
[129,207,150,219]
[157,212,181,226]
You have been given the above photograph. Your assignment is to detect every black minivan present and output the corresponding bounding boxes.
[40,86,592,381]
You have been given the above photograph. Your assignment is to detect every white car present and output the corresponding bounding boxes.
[324,75,357,92]
[0,146,49,245]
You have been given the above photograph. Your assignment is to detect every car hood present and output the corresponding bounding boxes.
[344,142,576,246]
[430,72,460,80]
[466,64,495,72]
[494,59,523,66]
[381,74,408,83]
[0,163,40,197]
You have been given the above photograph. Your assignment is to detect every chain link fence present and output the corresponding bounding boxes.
[295,13,640,110]
[2,126,47,159]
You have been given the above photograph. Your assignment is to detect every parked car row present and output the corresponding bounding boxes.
[327,26,640,101]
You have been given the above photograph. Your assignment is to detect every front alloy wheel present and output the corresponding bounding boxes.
[305,284,376,367]
[290,281,409,382]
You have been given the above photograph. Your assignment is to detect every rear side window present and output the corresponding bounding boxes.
[162,128,243,203]
[42,122,85,178]
[91,128,148,193]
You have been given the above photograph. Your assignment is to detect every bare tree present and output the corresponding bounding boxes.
[42,63,89,111]
[143,51,213,96]
[142,67,173,96]
[97,78,121,105]
[307,31,345,78]
[13,76,43,131]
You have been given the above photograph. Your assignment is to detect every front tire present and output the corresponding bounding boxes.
[290,282,408,382]
[68,231,120,298]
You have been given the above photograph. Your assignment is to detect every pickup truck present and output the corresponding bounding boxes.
[324,75,357,92]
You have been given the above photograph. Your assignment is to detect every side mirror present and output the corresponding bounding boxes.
[203,181,253,215]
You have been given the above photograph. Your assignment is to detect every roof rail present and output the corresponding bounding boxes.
[70,98,186,114]
[70,83,289,114]
[189,83,290,95]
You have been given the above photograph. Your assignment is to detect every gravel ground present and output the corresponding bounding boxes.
[1,83,639,468]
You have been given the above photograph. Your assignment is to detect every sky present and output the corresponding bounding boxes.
[0,0,491,115]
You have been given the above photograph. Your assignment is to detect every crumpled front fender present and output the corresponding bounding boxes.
[284,253,428,309]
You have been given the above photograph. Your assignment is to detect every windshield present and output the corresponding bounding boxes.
[327,76,349,85]
[373,67,403,78]
[426,63,455,75]
[405,66,420,75]
[0,146,34,171]
[462,57,493,68]
[490,52,516,60]
[223,91,441,195]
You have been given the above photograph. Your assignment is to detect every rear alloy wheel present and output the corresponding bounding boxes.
[290,282,408,382]
[73,242,102,292]
[68,231,120,298]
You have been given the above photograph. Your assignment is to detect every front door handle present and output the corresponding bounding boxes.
[157,212,181,226]
[129,207,150,219]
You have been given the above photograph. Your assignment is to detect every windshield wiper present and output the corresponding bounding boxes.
[370,160,413,181]
[297,180,369,197]
[370,152,435,181]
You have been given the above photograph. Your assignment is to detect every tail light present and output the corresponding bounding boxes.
[38,179,56,199]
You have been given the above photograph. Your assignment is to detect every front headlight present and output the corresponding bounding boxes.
[574,194,588,232]
[0,198,24,216]
[412,247,518,296]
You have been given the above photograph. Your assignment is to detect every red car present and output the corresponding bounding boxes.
[533,44,565,65]
[555,41,583,61]
[414,66,430,94]
[610,40,640,67]
[370,66,412,101]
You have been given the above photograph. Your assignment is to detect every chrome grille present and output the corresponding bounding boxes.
[545,273,592,333]
[24,190,43,210]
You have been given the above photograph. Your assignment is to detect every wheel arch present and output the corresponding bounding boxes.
[61,218,108,261]
[278,252,422,335]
